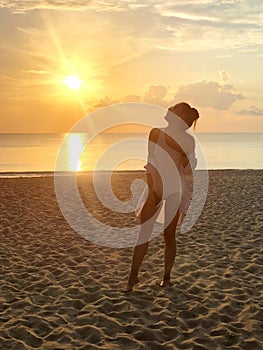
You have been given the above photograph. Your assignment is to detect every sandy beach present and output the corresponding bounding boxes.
[0,170,262,350]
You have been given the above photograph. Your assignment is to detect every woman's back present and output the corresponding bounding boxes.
[151,127,186,199]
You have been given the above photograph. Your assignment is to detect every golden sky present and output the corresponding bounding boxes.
[1,0,263,132]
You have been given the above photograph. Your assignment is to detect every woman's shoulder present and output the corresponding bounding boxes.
[149,128,161,142]
[185,131,195,141]
[184,132,195,152]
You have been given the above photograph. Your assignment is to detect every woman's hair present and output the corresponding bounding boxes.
[169,102,199,129]
[191,107,199,130]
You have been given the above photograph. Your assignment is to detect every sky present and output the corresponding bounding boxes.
[0,0,263,133]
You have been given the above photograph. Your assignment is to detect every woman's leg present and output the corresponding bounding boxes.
[125,198,161,291]
[162,193,181,284]
[125,191,162,292]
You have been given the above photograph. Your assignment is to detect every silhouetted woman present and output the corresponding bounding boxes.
[124,102,199,292]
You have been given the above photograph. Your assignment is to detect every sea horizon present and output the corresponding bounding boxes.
[0,132,262,176]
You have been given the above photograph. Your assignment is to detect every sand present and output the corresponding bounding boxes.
[0,170,262,350]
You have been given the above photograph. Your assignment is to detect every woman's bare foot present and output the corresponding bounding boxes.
[160,279,172,287]
[123,276,139,293]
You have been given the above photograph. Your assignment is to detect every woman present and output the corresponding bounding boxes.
[124,102,199,293]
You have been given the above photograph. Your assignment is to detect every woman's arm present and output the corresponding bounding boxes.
[144,128,163,205]
[144,128,160,174]
[182,136,197,175]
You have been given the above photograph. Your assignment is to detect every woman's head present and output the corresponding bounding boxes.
[166,102,199,129]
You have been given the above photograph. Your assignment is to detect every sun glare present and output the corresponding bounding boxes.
[63,75,82,90]
[67,134,84,171]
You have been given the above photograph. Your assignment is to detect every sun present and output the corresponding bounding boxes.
[63,75,83,90]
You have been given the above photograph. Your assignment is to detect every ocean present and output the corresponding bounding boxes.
[0,133,262,176]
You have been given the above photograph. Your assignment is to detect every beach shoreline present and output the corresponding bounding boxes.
[0,168,262,178]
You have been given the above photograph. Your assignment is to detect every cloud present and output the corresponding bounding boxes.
[0,1,92,12]
[153,1,263,53]
[89,81,247,112]
[89,85,172,111]
[238,106,263,116]
[175,81,245,110]
[218,69,230,84]
[143,85,170,106]
[158,0,263,26]
[1,0,262,18]
[121,94,141,103]
[0,1,133,13]
[1,0,262,55]
[92,96,119,109]
[21,69,50,74]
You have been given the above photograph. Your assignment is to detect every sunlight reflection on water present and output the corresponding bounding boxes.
[0,133,262,173]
